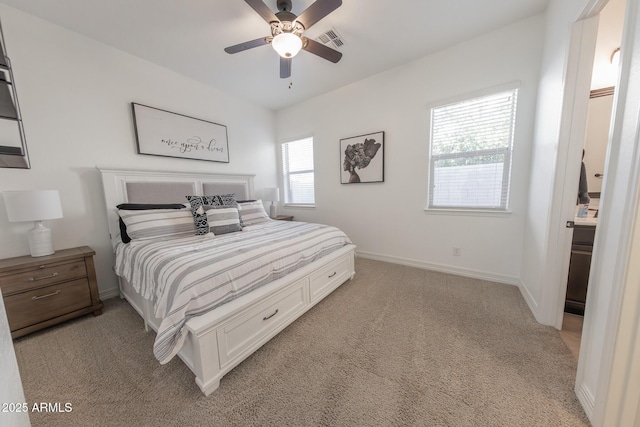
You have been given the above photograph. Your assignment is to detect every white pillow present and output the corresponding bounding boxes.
[237,200,271,226]
[118,208,196,240]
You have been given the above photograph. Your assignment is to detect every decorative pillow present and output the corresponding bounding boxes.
[204,205,242,235]
[186,194,236,235]
[118,208,196,241]
[116,203,187,243]
[237,199,271,226]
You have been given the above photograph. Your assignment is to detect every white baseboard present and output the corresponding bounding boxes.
[99,287,121,301]
[355,250,519,286]
[576,382,595,423]
[517,278,540,321]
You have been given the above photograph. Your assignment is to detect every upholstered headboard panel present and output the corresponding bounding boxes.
[202,182,248,200]
[98,167,255,248]
[126,182,197,204]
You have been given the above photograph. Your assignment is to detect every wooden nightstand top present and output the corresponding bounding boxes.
[0,246,95,273]
[273,215,294,221]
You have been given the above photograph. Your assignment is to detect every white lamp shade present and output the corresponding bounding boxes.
[263,188,280,202]
[4,190,63,222]
[272,33,302,58]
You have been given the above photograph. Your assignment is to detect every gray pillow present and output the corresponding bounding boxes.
[237,199,271,226]
[204,205,242,235]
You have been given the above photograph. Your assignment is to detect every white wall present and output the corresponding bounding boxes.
[275,16,544,284]
[0,5,277,297]
[583,94,613,194]
[582,0,625,195]
[590,0,626,90]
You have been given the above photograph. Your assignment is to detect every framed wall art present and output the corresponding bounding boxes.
[131,103,229,163]
[340,131,384,184]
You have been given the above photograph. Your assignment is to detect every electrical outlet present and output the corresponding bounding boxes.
[453,247,461,256]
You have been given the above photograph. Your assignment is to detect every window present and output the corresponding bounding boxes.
[281,137,315,205]
[428,88,518,211]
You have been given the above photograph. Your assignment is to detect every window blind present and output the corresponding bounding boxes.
[281,137,315,205]
[428,89,518,210]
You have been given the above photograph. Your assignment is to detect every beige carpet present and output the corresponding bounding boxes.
[14,258,589,426]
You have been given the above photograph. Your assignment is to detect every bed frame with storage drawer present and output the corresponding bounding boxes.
[98,167,356,396]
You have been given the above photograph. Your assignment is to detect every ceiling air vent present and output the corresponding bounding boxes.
[316,27,345,50]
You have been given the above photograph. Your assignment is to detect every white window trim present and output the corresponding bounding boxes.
[424,81,520,214]
[279,135,316,208]
[282,203,316,209]
[423,208,512,217]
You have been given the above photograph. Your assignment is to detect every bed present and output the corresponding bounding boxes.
[98,167,356,395]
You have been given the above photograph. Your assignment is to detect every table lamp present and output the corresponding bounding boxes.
[3,190,63,257]
[263,187,280,218]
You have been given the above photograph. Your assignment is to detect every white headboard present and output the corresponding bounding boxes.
[98,167,255,248]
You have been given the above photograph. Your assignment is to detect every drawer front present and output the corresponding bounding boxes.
[217,280,306,367]
[0,260,87,295]
[4,278,92,331]
[573,226,596,246]
[309,255,351,302]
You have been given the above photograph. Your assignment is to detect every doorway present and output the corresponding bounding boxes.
[560,0,624,360]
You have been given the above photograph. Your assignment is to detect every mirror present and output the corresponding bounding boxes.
[0,20,29,169]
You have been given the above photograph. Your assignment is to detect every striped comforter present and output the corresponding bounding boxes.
[114,220,352,364]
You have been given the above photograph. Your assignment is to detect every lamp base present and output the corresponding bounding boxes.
[270,203,277,218]
[28,221,54,257]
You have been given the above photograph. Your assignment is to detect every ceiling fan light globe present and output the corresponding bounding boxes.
[272,32,302,58]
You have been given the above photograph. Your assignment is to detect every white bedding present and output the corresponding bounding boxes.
[114,220,352,363]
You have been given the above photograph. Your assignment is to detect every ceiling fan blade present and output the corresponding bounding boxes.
[302,38,342,63]
[296,0,342,30]
[244,0,280,24]
[280,57,291,79]
[224,37,271,54]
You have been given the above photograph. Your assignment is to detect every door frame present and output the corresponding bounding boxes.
[550,0,640,424]
[576,0,640,422]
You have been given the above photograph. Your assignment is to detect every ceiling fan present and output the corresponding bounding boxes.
[224,0,343,79]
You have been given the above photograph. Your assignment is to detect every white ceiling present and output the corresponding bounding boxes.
[0,0,550,110]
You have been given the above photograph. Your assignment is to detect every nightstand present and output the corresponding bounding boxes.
[273,215,294,221]
[0,246,103,338]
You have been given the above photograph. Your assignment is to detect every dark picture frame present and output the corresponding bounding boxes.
[131,103,229,163]
[340,131,384,184]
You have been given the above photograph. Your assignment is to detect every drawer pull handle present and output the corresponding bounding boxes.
[263,309,279,321]
[27,272,58,282]
[328,272,337,278]
[32,290,61,301]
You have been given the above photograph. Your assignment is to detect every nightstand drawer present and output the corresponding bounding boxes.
[4,278,92,331]
[0,260,87,295]
[0,246,102,338]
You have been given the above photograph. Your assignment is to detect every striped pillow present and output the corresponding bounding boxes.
[237,200,271,226]
[204,205,242,235]
[115,203,187,243]
[118,208,196,241]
